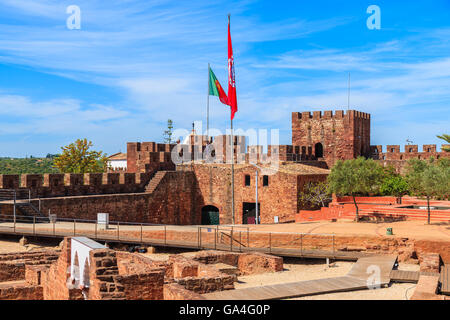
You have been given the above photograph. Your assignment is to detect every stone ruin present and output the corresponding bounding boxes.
[0,237,283,300]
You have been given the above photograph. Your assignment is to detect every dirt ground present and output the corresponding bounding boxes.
[246,220,450,241]
[0,238,56,254]
[235,258,420,300]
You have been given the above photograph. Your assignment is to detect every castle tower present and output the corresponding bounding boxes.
[291,110,371,166]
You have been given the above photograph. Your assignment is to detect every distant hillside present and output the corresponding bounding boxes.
[0,157,60,174]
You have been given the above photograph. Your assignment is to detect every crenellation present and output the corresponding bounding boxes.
[423,144,437,153]
[405,145,418,153]
[43,174,64,188]
[63,174,83,187]
[313,111,322,119]
[21,174,43,189]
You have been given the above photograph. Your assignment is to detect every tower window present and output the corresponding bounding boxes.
[263,175,269,187]
[244,175,250,186]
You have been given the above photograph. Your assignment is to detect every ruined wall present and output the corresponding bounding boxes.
[292,110,371,167]
[0,172,153,199]
[190,164,328,225]
[26,171,201,224]
[371,144,450,173]
[41,238,84,300]
[127,142,176,173]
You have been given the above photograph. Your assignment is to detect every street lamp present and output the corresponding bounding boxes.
[249,163,260,225]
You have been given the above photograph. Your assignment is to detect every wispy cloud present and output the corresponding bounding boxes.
[0,0,449,156]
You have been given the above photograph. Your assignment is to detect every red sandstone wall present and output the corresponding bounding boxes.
[191,164,327,225]
[27,171,201,224]
[0,172,154,199]
[292,110,371,167]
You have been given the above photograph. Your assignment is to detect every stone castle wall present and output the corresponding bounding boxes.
[0,172,154,198]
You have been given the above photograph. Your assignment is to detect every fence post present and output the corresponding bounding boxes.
[269,232,272,254]
[300,233,303,256]
[13,216,16,233]
[230,228,233,252]
[13,191,16,225]
[28,189,31,203]
[117,222,120,240]
[239,231,242,252]
[197,226,200,249]
[140,224,143,244]
[73,219,76,236]
[332,234,335,256]
[95,222,97,239]
[247,228,249,248]
[33,216,36,235]
[164,225,167,246]
[53,220,56,236]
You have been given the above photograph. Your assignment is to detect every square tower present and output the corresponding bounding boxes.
[291,110,371,166]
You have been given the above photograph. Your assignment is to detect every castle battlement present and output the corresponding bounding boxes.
[0,172,154,198]
[370,144,450,154]
[292,110,371,121]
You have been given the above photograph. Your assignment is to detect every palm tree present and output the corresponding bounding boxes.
[437,134,450,152]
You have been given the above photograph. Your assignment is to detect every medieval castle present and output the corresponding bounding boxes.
[0,110,448,226]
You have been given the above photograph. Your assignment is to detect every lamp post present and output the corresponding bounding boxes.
[255,168,259,225]
[249,163,260,225]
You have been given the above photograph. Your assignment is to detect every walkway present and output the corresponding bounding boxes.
[202,255,398,300]
[0,219,371,261]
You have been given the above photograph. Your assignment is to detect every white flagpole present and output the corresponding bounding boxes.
[228,13,235,225]
[207,63,210,141]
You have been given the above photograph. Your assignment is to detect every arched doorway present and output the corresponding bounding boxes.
[201,205,220,225]
[315,142,324,158]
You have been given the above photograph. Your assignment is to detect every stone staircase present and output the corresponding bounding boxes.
[144,171,168,193]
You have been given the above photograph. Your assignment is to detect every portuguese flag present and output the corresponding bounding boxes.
[208,66,229,105]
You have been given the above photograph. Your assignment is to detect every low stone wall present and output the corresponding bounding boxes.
[163,283,206,300]
[238,253,283,275]
[0,250,59,283]
[0,283,43,300]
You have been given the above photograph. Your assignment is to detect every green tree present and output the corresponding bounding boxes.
[380,167,409,203]
[405,159,449,224]
[299,181,331,209]
[327,157,385,221]
[437,134,450,152]
[163,119,174,144]
[53,139,108,173]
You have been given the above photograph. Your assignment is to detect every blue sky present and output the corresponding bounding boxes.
[0,0,449,157]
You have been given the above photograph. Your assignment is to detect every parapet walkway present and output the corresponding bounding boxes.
[0,219,372,261]
[202,255,398,300]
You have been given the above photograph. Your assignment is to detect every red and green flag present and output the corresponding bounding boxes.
[208,66,229,105]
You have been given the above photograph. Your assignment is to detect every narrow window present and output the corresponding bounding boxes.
[263,175,269,187]
[244,175,250,186]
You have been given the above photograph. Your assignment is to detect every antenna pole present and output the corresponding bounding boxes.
[347,73,351,110]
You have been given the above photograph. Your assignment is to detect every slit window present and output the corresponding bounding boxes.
[263,175,269,187]
[244,175,251,186]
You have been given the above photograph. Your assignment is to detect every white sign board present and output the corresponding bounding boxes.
[274,216,279,223]
[97,213,109,229]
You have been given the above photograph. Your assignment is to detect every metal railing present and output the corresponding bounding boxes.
[0,214,340,258]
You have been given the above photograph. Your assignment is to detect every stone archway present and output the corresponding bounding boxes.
[315,142,324,158]
[201,205,220,225]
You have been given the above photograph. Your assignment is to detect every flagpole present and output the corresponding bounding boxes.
[207,63,210,141]
[228,13,235,225]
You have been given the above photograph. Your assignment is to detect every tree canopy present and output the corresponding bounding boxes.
[405,158,450,223]
[53,139,108,173]
[327,157,385,221]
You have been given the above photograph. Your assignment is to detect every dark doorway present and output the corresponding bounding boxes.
[242,202,260,224]
[201,205,220,225]
[315,142,324,158]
